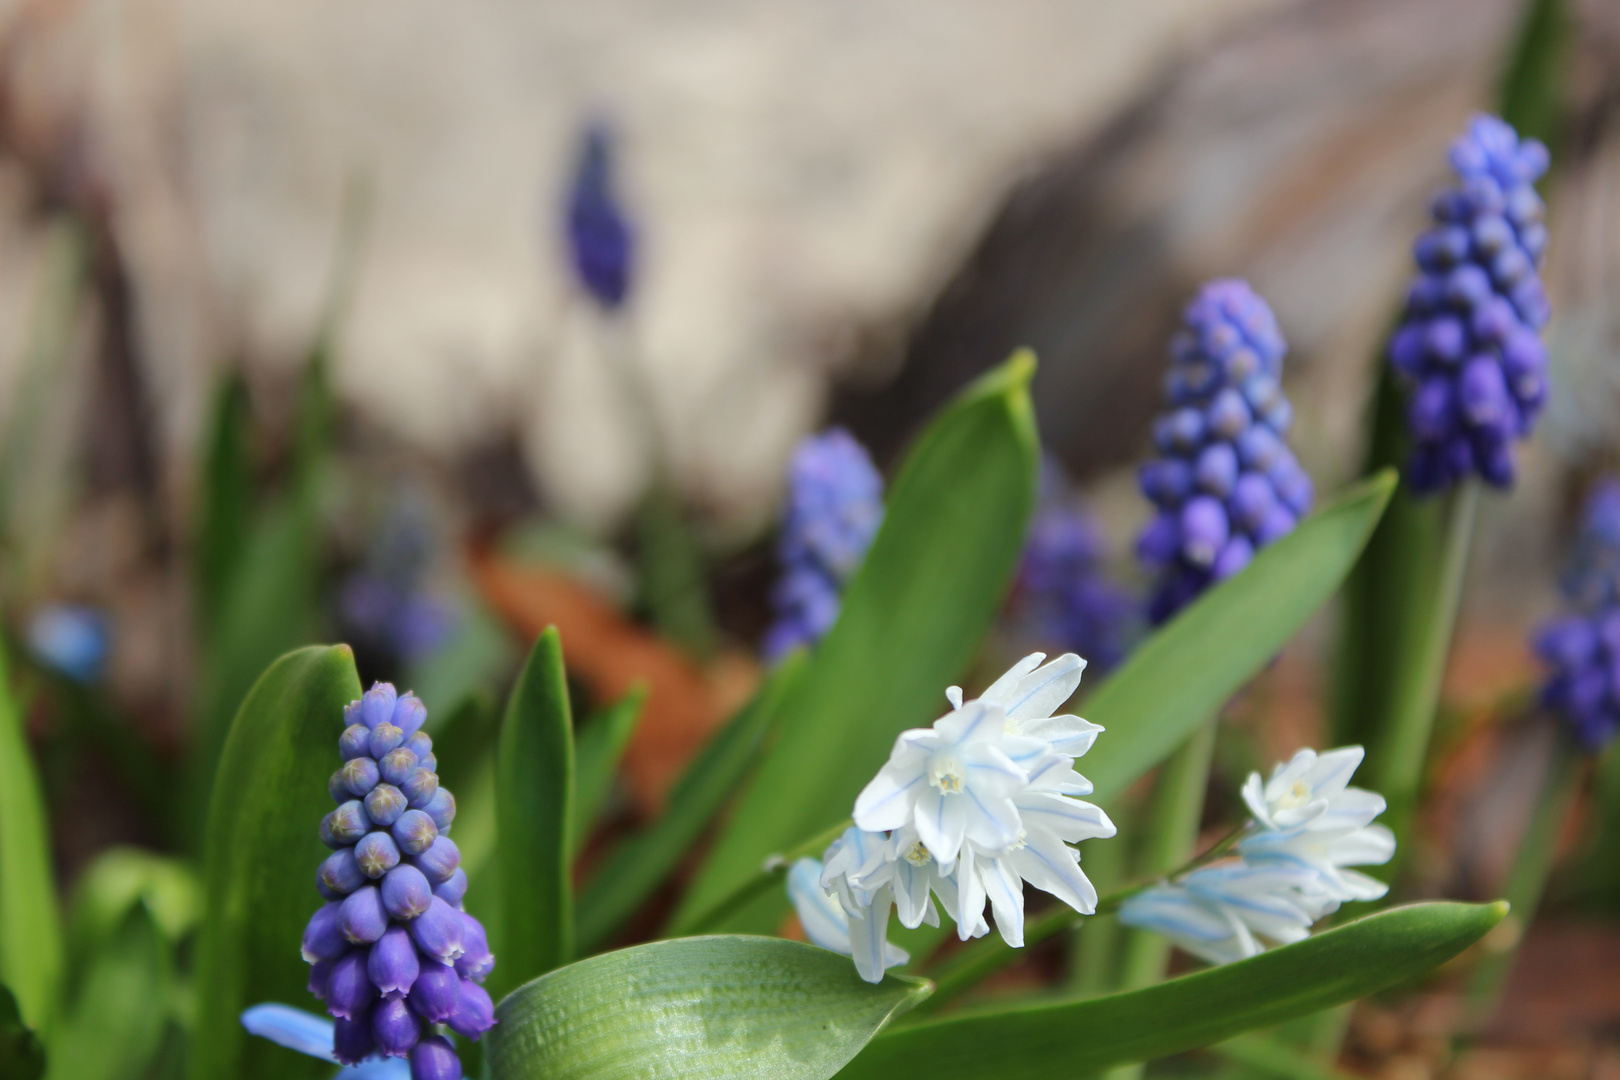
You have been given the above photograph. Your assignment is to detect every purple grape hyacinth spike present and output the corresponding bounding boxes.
[302,682,494,1078]
[1536,480,1620,751]
[1392,114,1551,494]
[566,121,635,309]
[1137,279,1311,624]
[763,427,884,661]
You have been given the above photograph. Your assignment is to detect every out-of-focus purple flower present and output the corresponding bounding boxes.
[566,121,634,309]
[26,603,110,684]
[1016,486,1134,671]
[1390,114,1551,494]
[1136,280,1311,624]
[1536,480,1620,750]
[763,428,884,661]
[296,682,495,1074]
[1560,479,1620,611]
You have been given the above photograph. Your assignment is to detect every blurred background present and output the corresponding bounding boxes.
[2,0,1619,1075]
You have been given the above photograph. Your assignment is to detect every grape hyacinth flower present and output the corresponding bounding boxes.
[297,682,493,1078]
[26,603,111,684]
[1136,280,1312,625]
[762,428,885,661]
[1119,744,1393,965]
[1388,114,1551,493]
[1018,498,1134,672]
[1535,480,1620,750]
[790,652,1116,981]
[566,121,634,310]
[241,1004,409,1079]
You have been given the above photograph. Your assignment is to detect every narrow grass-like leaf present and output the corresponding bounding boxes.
[571,686,646,850]
[1081,471,1395,805]
[46,903,167,1080]
[576,652,806,953]
[0,983,44,1080]
[675,354,1040,932]
[841,902,1502,1080]
[195,371,253,634]
[0,641,62,1032]
[189,645,360,1080]
[492,628,575,998]
[486,936,931,1080]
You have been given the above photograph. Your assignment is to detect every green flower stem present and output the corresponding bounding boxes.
[1462,728,1579,1030]
[1369,479,1479,879]
[678,819,853,936]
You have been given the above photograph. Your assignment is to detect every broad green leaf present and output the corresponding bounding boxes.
[675,353,1040,932]
[46,903,167,1080]
[576,652,805,953]
[840,902,1503,1080]
[486,936,931,1080]
[492,628,575,999]
[195,372,253,634]
[67,847,199,961]
[0,983,44,1080]
[0,640,62,1032]
[189,645,360,1080]
[1081,471,1395,806]
[571,686,646,850]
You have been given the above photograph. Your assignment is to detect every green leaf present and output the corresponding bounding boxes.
[67,847,199,961]
[485,936,931,1080]
[189,645,361,1080]
[0,983,44,1080]
[675,353,1040,932]
[1081,471,1396,806]
[576,652,806,953]
[46,903,167,1080]
[195,371,253,634]
[841,902,1503,1080]
[0,640,62,1033]
[571,686,646,850]
[492,628,575,999]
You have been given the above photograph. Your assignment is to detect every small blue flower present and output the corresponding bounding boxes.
[565,121,634,310]
[1389,114,1551,494]
[26,603,110,684]
[1017,493,1133,672]
[763,428,884,660]
[240,1003,413,1079]
[1535,480,1620,750]
[1136,280,1311,624]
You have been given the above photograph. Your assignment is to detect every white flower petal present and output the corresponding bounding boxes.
[1014,791,1115,843]
[979,854,1026,947]
[789,858,857,955]
[1312,788,1387,831]
[961,742,1030,796]
[999,653,1086,722]
[1302,746,1365,798]
[961,789,1022,853]
[1241,772,1274,828]
[913,787,970,866]
[853,763,928,833]
[1012,830,1099,914]
[981,653,1046,705]
[847,884,903,983]
[934,700,1005,747]
[1020,714,1104,758]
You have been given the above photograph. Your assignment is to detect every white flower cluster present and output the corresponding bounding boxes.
[787,653,1116,982]
[1118,746,1394,965]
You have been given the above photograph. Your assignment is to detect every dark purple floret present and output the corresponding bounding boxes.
[454,913,494,983]
[447,979,496,1040]
[327,949,376,1021]
[333,1015,376,1066]
[566,121,635,310]
[408,960,461,1023]
[301,902,348,963]
[339,886,389,945]
[308,957,335,1000]
[410,898,465,963]
[764,428,885,662]
[1560,479,1620,610]
[319,848,367,899]
[1136,279,1310,624]
[421,787,455,832]
[434,868,469,907]
[1536,482,1620,751]
[381,863,434,921]
[1015,477,1134,672]
[372,996,422,1057]
[410,1035,462,1080]
[369,925,421,998]
[1391,114,1550,494]
[413,836,461,885]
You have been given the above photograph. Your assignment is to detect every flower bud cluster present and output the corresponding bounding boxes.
[1018,499,1133,673]
[1119,747,1393,964]
[1535,481,1620,750]
[763,428,884,661]
[1136,280,1311,625]
[567,122,634,310]
[299,682,494,1078]
[788,653,1116,982]
[1389,114,1551,493]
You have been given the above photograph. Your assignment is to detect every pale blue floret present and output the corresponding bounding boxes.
[239,1005,414,1079]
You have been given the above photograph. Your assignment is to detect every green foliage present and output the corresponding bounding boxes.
[195,372,253,634]
[635,483,719,661]
[576,652,805,953]
[492,629,575,999]
[0,983,44,1080]
[485,936,931,1080]
[571,686,645,851]
[676,352,1040,933]
[0,641,63,1033]
[46,904,168,1080]
[840,902,1504,1080]
[66,848,198,969]
[1498,0,1568,149]
[189,645,361,1080]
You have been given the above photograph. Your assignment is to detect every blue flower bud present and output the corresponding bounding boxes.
[301,902,348,962]
[417,753,437,773]
[338,885,388,944]
[566,122,635,309]
[407,960,461,1023]
[322,801,369,848]
[421,788,457,832]
[392,693,428,738]
[379,748,419,787]
[372,995,421,1058]
[413,836,461,885]
[1213,536,1254,581]
[339,758,380,799]
[333,1014,375,1066]
[369,722,406,760]
[409,1035,462,1080]
[382,864,434,920]
[360,683,398,730]
[453,913,494,984]
[1179,497,1228,569]
[392,809,438,855]
[318,847,366,899]
[410,897,465,962]
[326,948,376,1021]
[355,831,402,878]
[1228,473,1276,534]
[339,724,371,761]
[447,979,496,1040]
[404,731,432,760]
[1206,389,1249,439]
[369,925,420,997]
[364,783,408,828]
[434,868,469,907]
[1136,512,1180,568]
[1139,458,1193,508]
[327,769,350,804]
[1194,442,1239,497]
[402,768,439,809]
